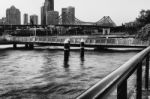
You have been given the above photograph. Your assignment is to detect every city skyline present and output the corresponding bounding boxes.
[0,0,150,25]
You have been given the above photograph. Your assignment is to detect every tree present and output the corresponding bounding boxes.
[136,9,150,27]
[137,24,150,41]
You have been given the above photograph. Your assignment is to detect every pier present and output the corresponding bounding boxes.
[0,35,148,49]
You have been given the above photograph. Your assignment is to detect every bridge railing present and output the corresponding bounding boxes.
[77,46,150,99]
[5,36,149,46]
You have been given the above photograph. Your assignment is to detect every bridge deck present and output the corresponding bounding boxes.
[3,36,149,48]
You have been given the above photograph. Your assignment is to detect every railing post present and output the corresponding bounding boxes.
[136,62,142,99]
[117,79,127,99]
[145,54,149,90]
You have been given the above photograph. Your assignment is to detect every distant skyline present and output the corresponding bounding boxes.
[0,0,150,25]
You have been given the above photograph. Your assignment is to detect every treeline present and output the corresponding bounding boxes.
[125,9,150,41]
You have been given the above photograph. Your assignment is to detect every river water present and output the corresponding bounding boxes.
[0,45,139,99]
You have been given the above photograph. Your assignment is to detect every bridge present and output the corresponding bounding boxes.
[2,35,149,49]
[0,16,119,34]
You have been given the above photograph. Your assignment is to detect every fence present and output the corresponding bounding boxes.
[77,46,150,99]
[6,36,149,47]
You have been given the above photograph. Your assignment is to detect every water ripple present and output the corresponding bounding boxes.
[0,47,137,99]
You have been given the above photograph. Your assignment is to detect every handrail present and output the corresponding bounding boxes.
[5,36,149,47]
[77,46,150,99]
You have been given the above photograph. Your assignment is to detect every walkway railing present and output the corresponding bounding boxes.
[77,46,150,99]
[6,36,149,47]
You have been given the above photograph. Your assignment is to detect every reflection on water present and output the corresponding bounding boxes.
[0,46,138,99]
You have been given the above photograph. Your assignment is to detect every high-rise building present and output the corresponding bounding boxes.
[67,6,75,24]
[41,6,45,25]
[0,17,7,25]
[41,0,54,25]
[48,0,54,11]
[44,0,54,11]
[62,8,68,25]
[6,6,21,25]
[30,15,38,25]
[62,6,75,25]
[46,11,59,25]
[24,13,28,25]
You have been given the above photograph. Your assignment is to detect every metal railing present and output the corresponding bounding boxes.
[77,46,150,99]
[5,36,149,47]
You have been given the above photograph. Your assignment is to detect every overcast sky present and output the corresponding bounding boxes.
[0,0,150,25]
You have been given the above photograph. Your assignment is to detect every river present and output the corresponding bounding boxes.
[0,45,139,99]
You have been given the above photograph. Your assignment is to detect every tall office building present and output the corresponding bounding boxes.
[62,8,68,25]
[46,11,59,25]
[6,6,21,25]
[30,15,38,25]
[62,6,75,25]
[24,13,28,25]
[41,0,54,25]
[49,0,54,11]
[0,17,7,25]
[41,6,45,25]
[68,6,75,24]
[44,0,54,11]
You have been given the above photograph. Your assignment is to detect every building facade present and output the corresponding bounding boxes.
[41,6,45,25]
[62,6,75,25]
[62,8,68,25]
[6,6,21,25]
[24,13,28,25]
[46,11,59,25]
[30,15,38,25]
[0,17,7,25]
[41,0,54,25]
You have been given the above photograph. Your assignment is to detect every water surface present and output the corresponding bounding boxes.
[0,46,138,99]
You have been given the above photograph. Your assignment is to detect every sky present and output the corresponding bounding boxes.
[0,0,150,26]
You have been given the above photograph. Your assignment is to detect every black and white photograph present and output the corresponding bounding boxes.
[0,0,149,99]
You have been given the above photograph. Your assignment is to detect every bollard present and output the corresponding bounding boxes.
[80,39,85,58]
[13,43,17,49]
[64,39,70,63]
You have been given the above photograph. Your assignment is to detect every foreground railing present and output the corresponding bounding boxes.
[77,46,150,99]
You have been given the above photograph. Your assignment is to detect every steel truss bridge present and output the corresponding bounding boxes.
[0,16,117,30]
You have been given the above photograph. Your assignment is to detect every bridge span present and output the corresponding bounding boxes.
[3,36,149,49]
